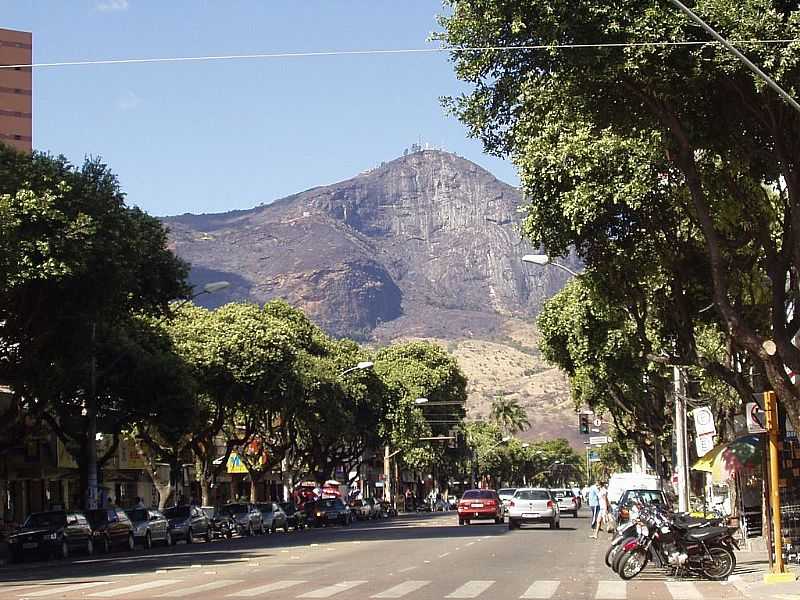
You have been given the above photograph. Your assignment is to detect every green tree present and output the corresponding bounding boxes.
[489,395,530,435]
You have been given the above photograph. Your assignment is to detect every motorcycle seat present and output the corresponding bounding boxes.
[684,526,729,541]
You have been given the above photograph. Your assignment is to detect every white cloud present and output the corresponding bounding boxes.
[96,0,129,12]
[118,90,141,111]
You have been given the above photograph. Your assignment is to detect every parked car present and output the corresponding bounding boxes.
[201,506,234,540]
[220,503,264,536]
[124,508,171,549]
[7,511,94,561]
[86,508,135,553]
[307,498,352,526]
[457,489,504,525]
[279,501,306,530]
[349,499,371,521]
[614,488,669,524]
[507,488,560,530]
[364,497,382,519]
[550,488,579,517]
[254,502,287,533]
[497,488,517,513]
[163,505,211,543]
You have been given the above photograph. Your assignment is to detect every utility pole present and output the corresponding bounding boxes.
[86,321,99,510]
[674,365,690,513]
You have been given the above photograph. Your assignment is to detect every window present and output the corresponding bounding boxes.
[461,490,495,500]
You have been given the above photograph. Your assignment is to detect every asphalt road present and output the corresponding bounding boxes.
[0,510,756,599]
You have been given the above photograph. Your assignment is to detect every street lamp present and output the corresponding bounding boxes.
[521,254,581,277]
[339,361,374,377]
[414,397,429,405]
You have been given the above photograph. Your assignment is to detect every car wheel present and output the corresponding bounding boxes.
[86,538,94,556]
[144,532,152,550]
[166,531,173,546]
[126,533,135,551]
[186,528,194,544]
[271,523,277,534]
[60,539,69,559]
[508,519,518,530]
[458,517,464,525]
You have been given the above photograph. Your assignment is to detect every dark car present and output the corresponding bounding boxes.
[163,505,211,543]
[614,489,668,524]
[86,508,135,553]
[255,502,287,533]
[125,508,171,548]
[7,511,94,562]
[279,501,306,531]
[221,503,264,536]
[307,498,352,527]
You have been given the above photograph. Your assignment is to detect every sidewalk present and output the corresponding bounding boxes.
[732,546,800,600]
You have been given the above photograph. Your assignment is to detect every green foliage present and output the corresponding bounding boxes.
[489,395,530,435]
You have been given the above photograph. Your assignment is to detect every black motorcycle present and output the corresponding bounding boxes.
[204,510,234,540]
[615,507,738,581]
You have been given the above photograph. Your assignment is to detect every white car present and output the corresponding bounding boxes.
[507,488,560,530]
[497,488,517,513]
[550,488,579,517]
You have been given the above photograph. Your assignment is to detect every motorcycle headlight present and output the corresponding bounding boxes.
[636,524,649,536]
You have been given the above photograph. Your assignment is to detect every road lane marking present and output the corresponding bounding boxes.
[439,552,451,558]
[397,566,417,573]
[226,580,307,596]
[520,580,560,599]
[298,581,368,598]
[445,580,495,598]
[87,580,182,598]
[664,582,703,600]
[17,582,113,597]
[595,581,626,599]
[371,580,431,598]
[156,580,243,597]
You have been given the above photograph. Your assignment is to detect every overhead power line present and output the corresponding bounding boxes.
[0,39,797,70]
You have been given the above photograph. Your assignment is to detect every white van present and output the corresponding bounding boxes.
[607,472,662,505]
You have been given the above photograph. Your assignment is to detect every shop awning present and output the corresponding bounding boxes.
[691,434,764,482]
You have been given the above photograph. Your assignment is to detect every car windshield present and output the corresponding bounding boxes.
[626,490,664,506]
[461,490,495,500]
[23,512,67,529]
[223,504,249,514]
[164,506,191,519]
[125,509,148,522]
[515,490,550,501]
[552,489,573,498]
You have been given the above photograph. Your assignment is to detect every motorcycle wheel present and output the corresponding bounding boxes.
[618,549,648,580]
[605,544,622,569]
[700,546,736,580]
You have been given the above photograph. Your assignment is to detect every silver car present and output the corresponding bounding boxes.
[507,488,561,530]
[498,488,517,513]
[550,488,579,518]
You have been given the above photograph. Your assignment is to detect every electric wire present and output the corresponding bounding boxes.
[0,39,798,69]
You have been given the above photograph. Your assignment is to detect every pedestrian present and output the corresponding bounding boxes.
[590,481,611,539]
[587,481,600,529]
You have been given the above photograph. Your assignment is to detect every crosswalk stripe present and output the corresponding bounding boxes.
[520,580,560,599]
[371,580,431,598]
[226,580,307,597]
[595,581,626,599]
[155,580,243,597]
[664,582,702,600]
[298,581,368,598]
[18,582,113,597]
[445,580,495,598]
[87,580,182,598]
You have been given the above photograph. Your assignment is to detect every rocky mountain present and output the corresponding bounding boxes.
[163,150,583,448]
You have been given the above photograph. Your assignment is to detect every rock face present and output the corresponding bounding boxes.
[164,150,573,339]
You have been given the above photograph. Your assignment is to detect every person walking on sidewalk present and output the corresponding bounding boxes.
[587,481,600,529]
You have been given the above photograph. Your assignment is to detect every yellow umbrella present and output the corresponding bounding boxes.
[691,434,764,482]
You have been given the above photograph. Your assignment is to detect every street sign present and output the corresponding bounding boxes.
[588,451,600,462]
[695,433,715,457]
[746,402,767,433]
[692,406,716,437]
[589,435,609,445]
[593,418,603,427]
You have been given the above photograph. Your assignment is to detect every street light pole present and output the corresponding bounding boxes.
[674,366,690,513]
[521,254,581,277]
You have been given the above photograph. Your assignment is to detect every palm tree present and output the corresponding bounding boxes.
[490,395,531,435]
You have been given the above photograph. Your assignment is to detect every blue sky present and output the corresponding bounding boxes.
[1,1,519,216]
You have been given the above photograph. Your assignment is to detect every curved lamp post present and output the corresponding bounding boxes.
[521,254,581,277]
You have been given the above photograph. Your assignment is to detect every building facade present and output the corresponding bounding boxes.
[0,27,32,152]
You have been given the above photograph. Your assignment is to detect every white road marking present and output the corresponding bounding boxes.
[445,580,495,598]
[156,580,243,597]
[520,580,560,599]
[397,566,417,573]
[17,582,113,597]
[87,580,182,598]
[298,581,368,598]
[226,580,307,597]
[371,580,431,598]
[595,580,627,599]
[439,552,451,558]
[664,582,703,600]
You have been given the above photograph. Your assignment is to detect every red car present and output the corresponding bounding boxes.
[457,489,504,525]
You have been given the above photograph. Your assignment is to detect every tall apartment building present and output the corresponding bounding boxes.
[0,27,32,152]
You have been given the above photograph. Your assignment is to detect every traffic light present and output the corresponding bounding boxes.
[579,413,590,434]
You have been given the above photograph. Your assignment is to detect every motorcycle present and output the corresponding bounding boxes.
[615,507,738,581]
[208,514,235,540]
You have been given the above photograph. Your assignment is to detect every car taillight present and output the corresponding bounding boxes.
[547,500,554,509]
[486,500,496,506]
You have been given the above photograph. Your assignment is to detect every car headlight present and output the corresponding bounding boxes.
[48,532,59,540]
[316,512,323,517]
